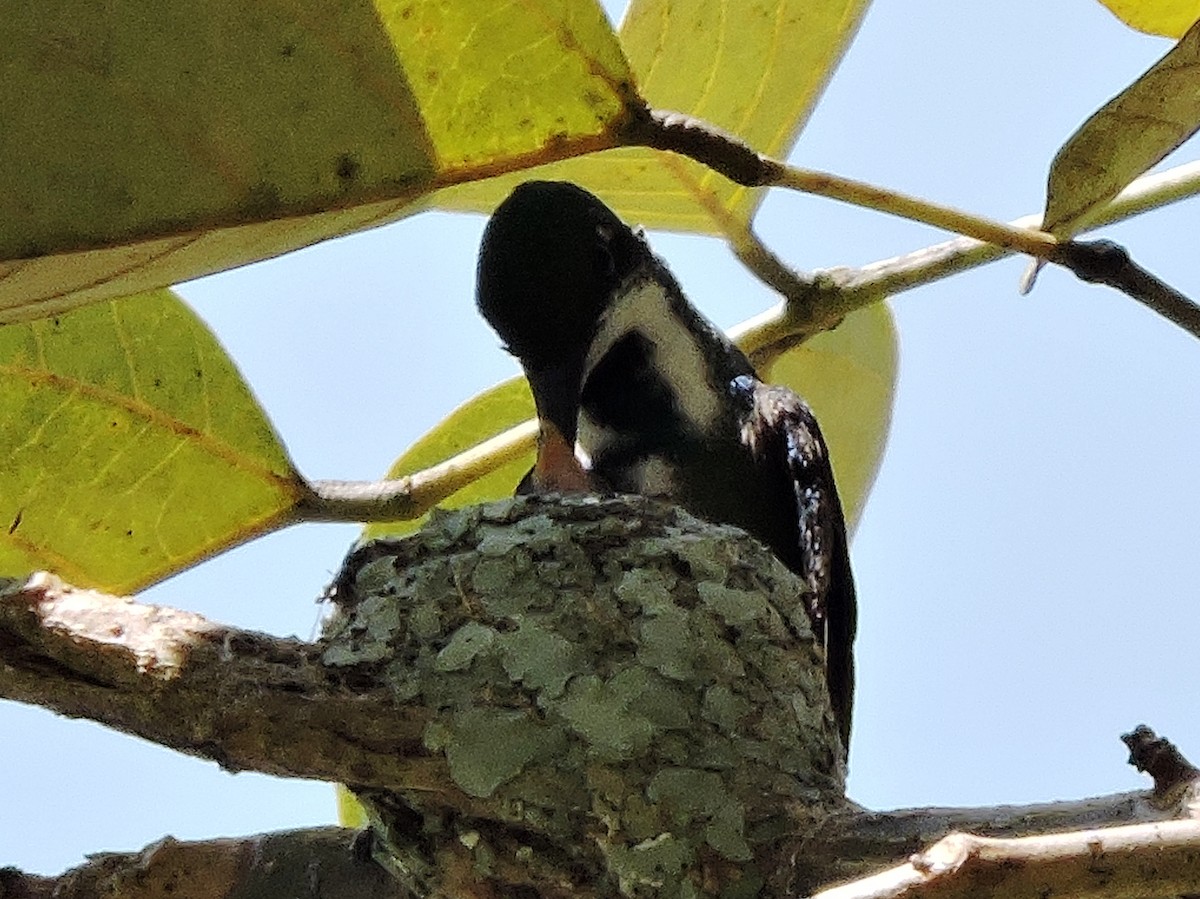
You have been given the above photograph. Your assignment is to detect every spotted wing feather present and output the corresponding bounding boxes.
[744,383,857,752]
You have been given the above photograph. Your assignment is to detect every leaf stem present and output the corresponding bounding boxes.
[761,161,1059,257]
[629,108,1061,258]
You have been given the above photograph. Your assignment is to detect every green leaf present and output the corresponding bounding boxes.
[336,785,371,829]
[363,378,536,540]
[375,0,633,168]
[437,0,872,232]
[1042,18,1200,237]
[1094,0,1200,37]
[1,0,635,323]
[0,290,304,592]
[760,303,896,534]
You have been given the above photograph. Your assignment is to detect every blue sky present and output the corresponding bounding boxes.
[5,0,1199,875]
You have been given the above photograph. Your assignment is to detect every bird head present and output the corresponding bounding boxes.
[477,182,645,370]
[476,181,646,443]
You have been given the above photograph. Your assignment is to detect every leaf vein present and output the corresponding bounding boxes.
[0,365,297,489]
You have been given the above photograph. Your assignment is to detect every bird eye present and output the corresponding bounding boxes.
[594,224,617,280]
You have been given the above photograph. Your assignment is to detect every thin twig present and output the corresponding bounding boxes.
[838,160,1200,303]
[727,220,818,301]
[762,161,1060,259]
[844,158,1200,297]
[812,820,1200,899]
[631,108,1200,333]
[733,160,1200,354]
[627,108,1060,258]
[299,418,537,523]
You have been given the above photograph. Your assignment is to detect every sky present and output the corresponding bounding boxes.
[6,0,1200,878]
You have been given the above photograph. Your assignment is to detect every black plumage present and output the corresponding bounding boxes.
[477,181,857,754]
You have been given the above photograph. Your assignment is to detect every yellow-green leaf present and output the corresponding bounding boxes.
[1,0,635,323]
[0,290,304,592]
[374,0,632,170]
[760,303,896,534]
[1042,17,1200,237]
[336,785,371,829]
[437,0,871,233]
[363,378,536,540]
[1096,0,1200,37]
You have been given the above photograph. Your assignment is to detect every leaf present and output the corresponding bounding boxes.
[0,290,305,592]
[1,0,635,323]
[1042,18,1200,237]
[336,785,371,829]
[436,0,872,233]
[363,378,536,540]
[760,303,896,534]
[1095,1,1200,38]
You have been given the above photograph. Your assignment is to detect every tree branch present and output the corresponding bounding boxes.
[790,789,1200,893]
[7,800,1200,899]
[792,727,1200,896]
[6,794,1198,899]
[813,820,1200,899]
[298,419,537,523]
[0,571,450,797]
[0,828,403,899]
[626,108,1200,343]
[5,500,1200,899]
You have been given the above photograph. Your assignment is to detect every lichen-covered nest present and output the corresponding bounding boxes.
[324,495,844,899]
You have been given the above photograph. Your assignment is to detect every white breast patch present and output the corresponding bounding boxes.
[582,275,721,433]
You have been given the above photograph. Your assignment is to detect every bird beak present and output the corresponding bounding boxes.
[522,358,591,494]
[530,419,593,493]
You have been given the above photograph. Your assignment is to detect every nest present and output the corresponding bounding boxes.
[324,494,845,899]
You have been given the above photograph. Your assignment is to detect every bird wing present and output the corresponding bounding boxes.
[744,382,858,755]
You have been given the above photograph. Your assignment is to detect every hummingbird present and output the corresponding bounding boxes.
[476,181,857,754]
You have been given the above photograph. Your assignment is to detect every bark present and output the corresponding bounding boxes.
[5,800,1199,899]
[0,828,403,899]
